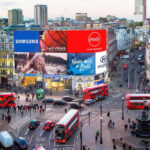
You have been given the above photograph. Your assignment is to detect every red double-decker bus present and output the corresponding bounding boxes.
[82,84,108,100]
[0,92,16,107]
[55,109,79,143]
[125,94,150,109]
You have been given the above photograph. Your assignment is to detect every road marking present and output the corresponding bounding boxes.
[40,131,44,136]
[24,129,29,136]
[54,144,75,147]
[28,135,33,145]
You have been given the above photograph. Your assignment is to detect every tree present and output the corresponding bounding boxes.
[98,17,108,23]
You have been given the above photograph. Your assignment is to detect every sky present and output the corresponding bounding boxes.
[0,0,150,20]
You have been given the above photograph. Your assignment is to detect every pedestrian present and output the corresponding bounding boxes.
[124,124,128,131]
[112,121,115,128]
[107,112,110,117]
[65,108,67,113]
[39,108,42,114]
[128,118,131,123]
[8,115,11,123]
[21,110,24,117]
[83,145,86,150]
[128,145,132,150]
[113,143,116,150]
[2,113,5,120]
[122,142,126,150]
[112,137,115,143]
[95,135,97,142]
[96,130,99,137]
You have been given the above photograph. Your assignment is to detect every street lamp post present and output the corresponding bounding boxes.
[80,122,83,150]
[122,97,124,120]
[100,104,103,144]
[128,65,130,88]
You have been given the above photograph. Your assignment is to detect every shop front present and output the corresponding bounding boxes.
[18,74,36,87]
[72,75,94,92]
[44,74,71,92]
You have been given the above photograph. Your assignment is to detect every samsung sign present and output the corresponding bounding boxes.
[14,31,40,52]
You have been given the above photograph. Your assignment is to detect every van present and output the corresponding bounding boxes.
[0,131,14,148]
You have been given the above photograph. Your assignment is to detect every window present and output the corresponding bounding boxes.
[9,53,13,59]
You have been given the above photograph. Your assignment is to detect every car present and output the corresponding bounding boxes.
[15,137,28,149]
[28,119,40,129]
[34,146,46,150]
[137,54,144,61]
[69,102,82,109]
[53,100,67,105]
[43,120,55,131]
[84,99,95,105]
[123,64,128,69]
[42,98,54,103]
[62,96,74,102]
[96,95,105,101]
[0,131,14,148]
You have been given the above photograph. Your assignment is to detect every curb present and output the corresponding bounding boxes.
[0,120,14,131]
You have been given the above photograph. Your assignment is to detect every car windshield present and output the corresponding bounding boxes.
[45,123,50,126]
[46,98,52,101]
[30,121,35,125]
[18,139,27,146]
[55,125,65,140]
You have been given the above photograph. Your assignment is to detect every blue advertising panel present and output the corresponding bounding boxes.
[14,31,40,52]
[67,53,95,75]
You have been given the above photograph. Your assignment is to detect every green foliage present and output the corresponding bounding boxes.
[98,17,108,23]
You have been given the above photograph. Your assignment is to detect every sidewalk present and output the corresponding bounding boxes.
[77,109,150,150]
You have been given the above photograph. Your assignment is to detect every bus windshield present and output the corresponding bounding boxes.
[55,125,65,140]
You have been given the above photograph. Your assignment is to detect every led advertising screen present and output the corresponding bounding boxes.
[67,30,106,53]
[14,31,40,52]
[95,51,107,74]
[40,30,67,53]
[15,52,67,75]
[68,53,95,75]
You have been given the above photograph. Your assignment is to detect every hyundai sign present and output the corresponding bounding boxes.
[96,51,107,74]
[14,31,40,52]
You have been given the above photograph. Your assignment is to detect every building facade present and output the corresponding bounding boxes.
[75,13,91,22]
[134,0,146,22]
[145,35,150,80]
[116,28,134,53]
[0,30,15,86]
[8,9,23,26]
[34,5,48,26]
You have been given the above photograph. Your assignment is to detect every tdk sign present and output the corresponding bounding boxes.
[14,31,40,52]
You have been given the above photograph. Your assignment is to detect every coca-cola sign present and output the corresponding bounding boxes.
[88,32,101,47]
[67,30,106,53]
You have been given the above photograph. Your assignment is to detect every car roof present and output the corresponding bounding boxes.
[30,119,38,122]
[45,121,51,124]
[46,98,53,99]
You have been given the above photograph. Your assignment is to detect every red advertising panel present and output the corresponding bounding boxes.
[40,30,67,53]
[67,30,106,53]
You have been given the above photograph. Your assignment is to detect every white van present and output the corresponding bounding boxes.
[0,131,14,148]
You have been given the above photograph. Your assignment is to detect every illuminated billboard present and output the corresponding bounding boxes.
[67,30,106,53]
[14,31,40,52]
[95,51,107,74]
[67,53,95,75]
[40,30,67,53]
[14,30,106,53]
[15,52,67,75]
